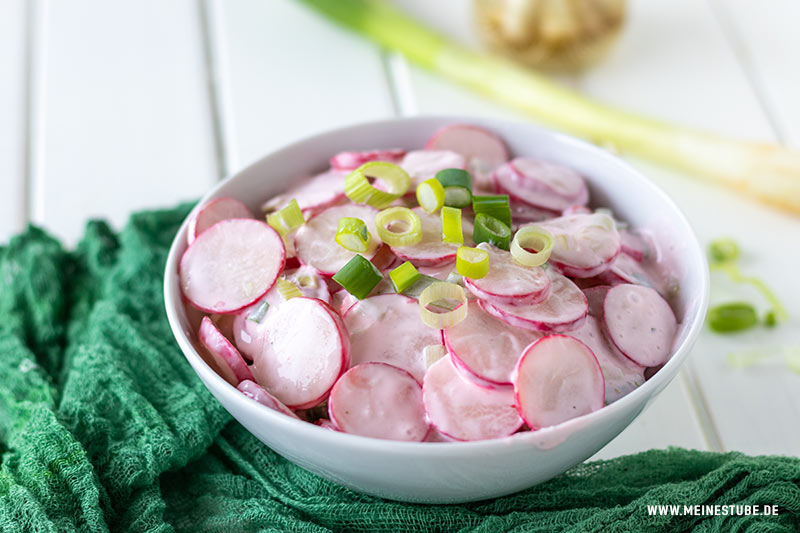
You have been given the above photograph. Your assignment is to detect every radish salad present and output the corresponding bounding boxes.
[179,123,680,442]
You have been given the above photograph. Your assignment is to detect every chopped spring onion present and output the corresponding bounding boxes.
[344,161,410,209]
[403,274,442,299]
[299,0,800,214]
[375,207,423,247]
[472,213,511,250]
[424,344,447,368]
[444,187,472,209]
[472,195,511,228]
[764,310,777,328]
[712,261,788,323]
[266,198,304,236]
[456,246,490,279]
[389,260,421,293]
[709,238,740,264]
[295,273,318,289]
[511,226,554,267]
[418,282,468,329]
[441,206,463,244]
[335,217,371,253]
[707,302,758,333]
[332,254,383,300]
[416,178,445,213]
[247,301,270,323]
[435,168,473,208]
[276,278,303,300]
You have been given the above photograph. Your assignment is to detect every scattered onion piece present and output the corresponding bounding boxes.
[418,282,468,329]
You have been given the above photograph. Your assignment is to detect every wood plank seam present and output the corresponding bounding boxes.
[25,0,46,228]
[681,365,725,452]
[382,53,418,117]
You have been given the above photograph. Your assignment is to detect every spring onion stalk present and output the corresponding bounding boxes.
[472,195,511,228]
[332,254,383,299]
[708,238,741,264]
[707,302,758,333]
[402,273,442,299]
[441,206,463,244]
[389,261,421,293]
[711,262,788,322]
[473,213,511,250]
[294,273,318,289]
[276,278,303,300]
[424,344,447,368]
[456,246,490,279]
[418,282,468,329]
[511,226,554,266]
[345,161,410,208]
[375,207,423,247]
[247,301,270,323]
[266,198,304,236]
[416,178,445,213]
[335,217,371,252]
[435,168,473,208]
[298,0,800,214]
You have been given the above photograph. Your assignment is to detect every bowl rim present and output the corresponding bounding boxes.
[164,114,710,456]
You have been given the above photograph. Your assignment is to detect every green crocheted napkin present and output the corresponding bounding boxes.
[0,203,798,532]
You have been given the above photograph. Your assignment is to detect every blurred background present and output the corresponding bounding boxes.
[0,0,798,459]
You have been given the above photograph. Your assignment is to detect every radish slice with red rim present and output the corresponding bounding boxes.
[568,316,644,404]
[493,158,588,212]
[425,124,509,190]
[423,355,523,441]
[188,197,253,245]
[198,316,255,386]
[294,204,382,276]
[479,272,587,333]
[331,289,358,316]
[619,228,655,262]
[535,213,621,278]
[180,219,284,314]
[400,150,466,188]
[391,208,474,266]
[344,294,442,382]
[283,265,330,303]
[463,244,550,305]
[329,149,406,171]
[602,252,656,289]
[328,362,429,441]
[232,285,287,363]
[510,201,557,229]
[237,379,299,418]
[262,170,347,215]
[444,301,543,387]
[513,335,604,429]
[583,285,611,318]
[603,284,678,367]
[250,297,350,409]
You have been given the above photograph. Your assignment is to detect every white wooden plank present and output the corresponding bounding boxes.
[34,0,218,244]
[209,0,396,173]
[709,0,800,148]
[0,0,28,243]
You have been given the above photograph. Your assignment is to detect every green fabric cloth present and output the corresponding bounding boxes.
[0,203,798,532]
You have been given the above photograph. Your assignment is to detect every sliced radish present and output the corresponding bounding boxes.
[463,245,550,305]
[262,170,346,215]
[417,261,457,280]
[568,316,645,404]
[562,205,592,216]
[479,272,587,333]
[601,252,655,288]
[603,284,678,367]
[232,286,287,363]
[188,197,253,245]
[423,355,522,441]
[619,228,655,263]
[400,150,466,188]
[328,362,429,441]
[370,244,400,272]
[535,213,621,278]
[513,335,604,429]
[391,208,474,266]
[331,289,358,316]
[444,301,542,387]
[180,219,285,313]
[198,316,255,386]
[237,380,299,418]
[250,297,349,409]
[294,204,382,276]
[425,124,509,190]
[344,294,441,382]
[283,265,330,303]
[583,285,611,318]
[493,158,588,212]
[315,419,338,431]
[510,201,558,229]
[329,149,406,171]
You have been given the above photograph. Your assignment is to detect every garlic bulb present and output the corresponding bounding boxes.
[474,0,626,71]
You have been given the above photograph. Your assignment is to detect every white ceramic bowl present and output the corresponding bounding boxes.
[164,116,709,504]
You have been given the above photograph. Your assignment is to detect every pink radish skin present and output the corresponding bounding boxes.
[331,289,358,316]
[444,301,543,388]
[250,297,350,409]
[400,150,466,188]
[180,219,285,314]
[603,284,678,367]
[423,355,523,441]
[534,213,621,278]
[283,265,331,303]
[601,252,655,289]
[315,419,339,431]
[510,201,558,229]
[188,197,253,245]
[463,245,550,305]
[370,244,400,272]
[562,205,592,216]
[619,228,655,263]
[493,158,588,212]
[232,286,287,363]
[479,272,587,333]
[329,149,406,170]
[391,208,474,267]
[198,316,255,386]
[513,335,605,429]
[262,170,347,215]
[237,379,299,419]
[425,124,509,190]
[328,362,429,441]
[344,294,442,382]
[583,285,612,318]
[568,316,645,404]
[294,204,382,276]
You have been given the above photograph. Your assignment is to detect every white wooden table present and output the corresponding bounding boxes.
[2,0,799,459]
